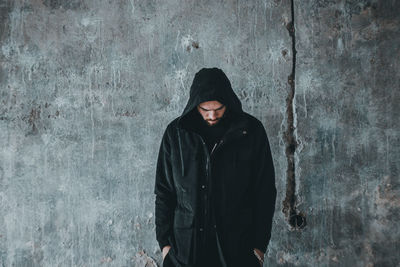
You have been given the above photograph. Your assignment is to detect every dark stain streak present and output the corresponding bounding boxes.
[47,110,59,119]
[282,0,306,230]
[28,107,41,134]
[0,1,14,43]
[42,0,82,10]
[192,41,200,49]
[186,41,200,52]
[115,110,137,117]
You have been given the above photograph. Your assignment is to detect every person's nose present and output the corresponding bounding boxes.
[209,111,217,120]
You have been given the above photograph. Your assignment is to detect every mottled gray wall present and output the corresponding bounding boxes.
[290,1,400,266]
[0,0,398,267]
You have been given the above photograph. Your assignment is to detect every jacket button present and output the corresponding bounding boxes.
[243,130,247,135]
[201,185,206,189]
[199,228,203,232]
[213,224,216,228]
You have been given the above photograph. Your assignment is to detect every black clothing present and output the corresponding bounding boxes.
[170,100,233,267]
[155,68,277,267]
[195,108,232,267]
[194,109,232,152]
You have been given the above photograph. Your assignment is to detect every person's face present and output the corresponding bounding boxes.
[197,100,226,126]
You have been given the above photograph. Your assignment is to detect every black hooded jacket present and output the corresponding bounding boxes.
[154,68,277,267]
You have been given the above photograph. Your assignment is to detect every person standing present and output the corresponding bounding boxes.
[154,68,277,267]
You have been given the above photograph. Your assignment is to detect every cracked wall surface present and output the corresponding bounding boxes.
[275,0,400,266]
[0,0,399,266]
[282,0,307,230]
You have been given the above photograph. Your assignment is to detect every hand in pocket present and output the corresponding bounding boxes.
[162,245,171,260]
[253,248,264,267]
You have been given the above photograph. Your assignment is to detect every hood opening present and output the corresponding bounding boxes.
[177,68,243,130]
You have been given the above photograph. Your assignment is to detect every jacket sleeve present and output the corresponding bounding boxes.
[154,126,177,250]
[251,124,277,253]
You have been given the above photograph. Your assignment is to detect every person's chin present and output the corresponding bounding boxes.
[207,121,219,126]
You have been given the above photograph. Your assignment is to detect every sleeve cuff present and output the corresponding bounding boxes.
[253,238,270,254]
[158,238,170,251]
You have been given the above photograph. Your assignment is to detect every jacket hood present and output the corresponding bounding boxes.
[177,68,243,128]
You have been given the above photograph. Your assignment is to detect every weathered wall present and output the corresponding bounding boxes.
[0,0,398,266]
[286,1,400,266]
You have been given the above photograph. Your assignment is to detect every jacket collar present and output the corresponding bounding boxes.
[221,112,249,144]
[176,111,250,145]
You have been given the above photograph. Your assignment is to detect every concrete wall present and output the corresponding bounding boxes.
[0,0,398,266]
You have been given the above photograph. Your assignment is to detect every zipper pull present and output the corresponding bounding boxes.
[211,142,218,155]
[211,139,224,155]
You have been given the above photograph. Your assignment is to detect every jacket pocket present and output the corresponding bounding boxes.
[237,208,254,250]
[172,209,195,264]
[173,209,194,228]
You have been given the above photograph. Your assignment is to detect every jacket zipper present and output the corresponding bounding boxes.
[203,138,224,247]
[208,139,223,226]
[211,142,218,155]
[211,139,224,157]
[178,127,245,265]
[189,132,239,232]
[195,135,210,251]
[194,136,224,246]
